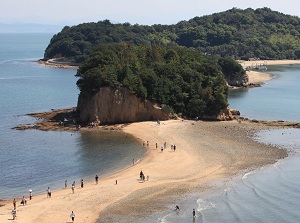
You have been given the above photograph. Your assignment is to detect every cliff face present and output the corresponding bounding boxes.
[225,73,249,87]
[77,87,169,125]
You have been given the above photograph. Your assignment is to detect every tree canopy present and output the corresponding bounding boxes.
[76,43,228,118]
[45,8,300,63]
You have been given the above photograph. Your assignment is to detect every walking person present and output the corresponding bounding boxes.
[65,180,67,188]
[193,208,196,218]
[46,187,51,198]
[95,175,99,184]
[80,179,84,188]
[21,196,26,205]
[11,209,17,220]
[29,190,32,200]
[13,198,16,209]
[70,211,75,222]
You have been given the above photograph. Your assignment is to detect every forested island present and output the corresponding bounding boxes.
[44,7,300,63]
[76,43,241,121]
[43,7,300,122]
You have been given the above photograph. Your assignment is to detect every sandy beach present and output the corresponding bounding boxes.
[241,59,300,84]
[0,119,288,223]
[0,59,297,222]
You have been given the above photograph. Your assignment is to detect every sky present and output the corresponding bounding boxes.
[1,0,300,26]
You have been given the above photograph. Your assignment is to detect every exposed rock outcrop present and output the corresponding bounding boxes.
[225,73,249,87]
[77,87,170,125]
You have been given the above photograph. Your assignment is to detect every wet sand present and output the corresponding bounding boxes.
[0,119,287,223]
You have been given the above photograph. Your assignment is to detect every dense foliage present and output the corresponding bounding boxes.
[76,43,228,118]
[45,8,300,63]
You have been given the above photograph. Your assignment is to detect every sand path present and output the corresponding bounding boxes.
[0,120,287,223]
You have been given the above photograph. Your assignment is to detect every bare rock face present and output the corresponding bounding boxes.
[226,73,249,87]
[77,87,169,125]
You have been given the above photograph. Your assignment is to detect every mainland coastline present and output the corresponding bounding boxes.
[0,60,299,222]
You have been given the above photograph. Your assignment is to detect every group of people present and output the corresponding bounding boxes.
[64,175,100,194]
[174,206,196,219]
[154,141,177,152]
[11,191,32,220]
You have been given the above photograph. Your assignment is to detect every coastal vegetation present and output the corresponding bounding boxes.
[46,7,300,119]
[45,7,300,63]
[76,43,229,118]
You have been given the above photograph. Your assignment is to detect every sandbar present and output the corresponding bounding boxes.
[1,59,298,222]
[0,119,287,223]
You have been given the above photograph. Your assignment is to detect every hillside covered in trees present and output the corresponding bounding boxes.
[44,7,300,63]
[76,43,229,118]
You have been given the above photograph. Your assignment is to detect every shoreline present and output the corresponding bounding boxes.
[240,59,300,85]
[37,59,79,69]
[0,59,298,222]
[0,118,290,223]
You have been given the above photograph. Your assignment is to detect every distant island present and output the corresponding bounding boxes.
[44,7,300,63]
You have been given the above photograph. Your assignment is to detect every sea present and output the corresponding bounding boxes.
[156,66,300,223]
[1,33,300,223]
[0,33,146,199]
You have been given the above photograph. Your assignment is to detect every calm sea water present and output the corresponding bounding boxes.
[0,33,145,199]
[228,64,300,122]
[156,66,300,223]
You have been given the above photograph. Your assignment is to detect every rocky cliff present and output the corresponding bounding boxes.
[225,73,249,87]
[77,87,170,125]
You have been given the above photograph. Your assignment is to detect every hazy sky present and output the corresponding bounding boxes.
[2,0,300,26]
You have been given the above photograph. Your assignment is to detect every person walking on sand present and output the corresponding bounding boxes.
[21,196,26,205]
[11,208,16,220]
[72,184,75,193]
[13,198,16,209]
[46,187,51,198]
[29,190,32,200]
[70,211,75,222]
[95,175,99,184]
[80,179,84,188]
[65,180,67,188]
